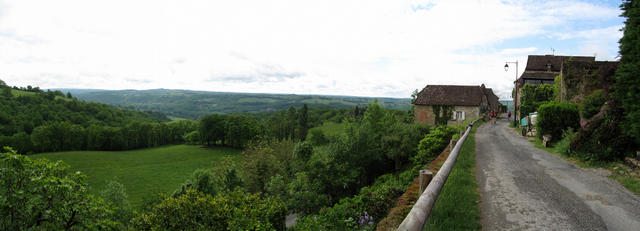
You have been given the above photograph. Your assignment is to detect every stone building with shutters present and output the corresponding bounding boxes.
[414,84,500,126]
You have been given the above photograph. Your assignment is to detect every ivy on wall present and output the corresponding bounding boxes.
[432,105,454,126]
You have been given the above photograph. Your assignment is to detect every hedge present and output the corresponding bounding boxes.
[536,102,580,142]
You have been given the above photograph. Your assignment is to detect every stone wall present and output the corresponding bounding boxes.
[415,105,435,125]
[560,60,618,104]
[447,106,480,126]
[414,105,479,126]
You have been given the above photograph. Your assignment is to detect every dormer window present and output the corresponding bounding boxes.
[546,64,552,72]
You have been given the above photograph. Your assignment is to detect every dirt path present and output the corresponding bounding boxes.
[475,119,640,230]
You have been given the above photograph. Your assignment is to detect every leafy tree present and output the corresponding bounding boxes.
[612,0,640,143]
[287,172,331,214]
[100,180,131,225]
[224,114,259,148]
[173,157,243,198]
[0,148,118,230]
[307,128,328,145]
[199,114,226,146]
[287,106,297,140]
[1,87,11,98]
[183,130,200,144]
[293,141,313,161]
[298,104,309,140]
[519,84,555,118]
[131,189,287,231]
[172,169,219,197]
[239,140,294,193]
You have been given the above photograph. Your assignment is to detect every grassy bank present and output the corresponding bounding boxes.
[423,122,482,230]
[32,145,239,207]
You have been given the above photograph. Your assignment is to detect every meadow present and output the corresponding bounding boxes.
[32,144,239,208]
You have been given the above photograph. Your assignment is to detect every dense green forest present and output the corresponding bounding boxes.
[59,88,410,119]
[0,85,189,154]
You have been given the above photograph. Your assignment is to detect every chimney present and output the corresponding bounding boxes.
[480,84,486,89]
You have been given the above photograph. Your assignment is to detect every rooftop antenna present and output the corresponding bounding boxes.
[550,47,555,55]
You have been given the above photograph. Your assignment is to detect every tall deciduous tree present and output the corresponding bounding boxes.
[287,106,297,140]
[613,0,640,143]
[298,104,309,140]
[199,114,226,146]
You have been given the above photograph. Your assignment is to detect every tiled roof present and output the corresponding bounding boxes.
[483,88,500,107]
[415,85,499,106]
[524,55,594,72]
[519,72,559,80]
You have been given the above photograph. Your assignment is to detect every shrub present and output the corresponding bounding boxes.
[412,126,456,167]
[536,102,580,142]
[131,189,287,230]
[554,128,577,155]
[570,103,634,161]
[293,172,410,231]
[580,90,605,119]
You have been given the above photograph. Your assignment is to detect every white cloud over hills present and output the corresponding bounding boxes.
[0,0,623,99]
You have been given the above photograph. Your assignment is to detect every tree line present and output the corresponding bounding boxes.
[0,84,359,154]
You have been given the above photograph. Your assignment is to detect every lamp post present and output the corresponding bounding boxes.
[505,61,518,127]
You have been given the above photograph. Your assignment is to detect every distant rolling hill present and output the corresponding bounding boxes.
[58,89,411,119]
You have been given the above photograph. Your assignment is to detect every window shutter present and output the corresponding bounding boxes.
[462,111,466,120]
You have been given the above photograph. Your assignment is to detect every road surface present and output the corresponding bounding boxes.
[475,119,640,230]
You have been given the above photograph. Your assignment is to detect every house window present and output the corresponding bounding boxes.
[451,111,465,121]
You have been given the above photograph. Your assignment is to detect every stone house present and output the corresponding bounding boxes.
[513,55,618,119]
[414,84,500,126]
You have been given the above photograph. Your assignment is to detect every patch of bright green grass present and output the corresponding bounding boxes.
[31,145,239,208]
[315,122,347,137]
[168,116,188,121]
[10,89,36,97]
[424,122,482,231]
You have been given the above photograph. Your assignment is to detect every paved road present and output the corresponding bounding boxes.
[476,119,640,231]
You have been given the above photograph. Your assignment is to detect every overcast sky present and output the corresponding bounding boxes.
[0,0,624,99]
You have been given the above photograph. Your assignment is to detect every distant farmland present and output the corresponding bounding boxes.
[60,88,411,119]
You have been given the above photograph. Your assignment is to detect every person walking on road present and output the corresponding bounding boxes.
[490,110,496,124]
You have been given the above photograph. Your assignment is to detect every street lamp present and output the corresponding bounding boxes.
[505,61,518,127]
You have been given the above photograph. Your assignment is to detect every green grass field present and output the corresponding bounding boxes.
[315,122,347,137]
[10,89,36,97]
[424,122,482,231]
[32,145,239,208]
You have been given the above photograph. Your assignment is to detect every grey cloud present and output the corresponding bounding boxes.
[172,58,187,64]
[210,70,304,83]
[208,62,304,83]
[0,29,44,45]
[126,78,153,84]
